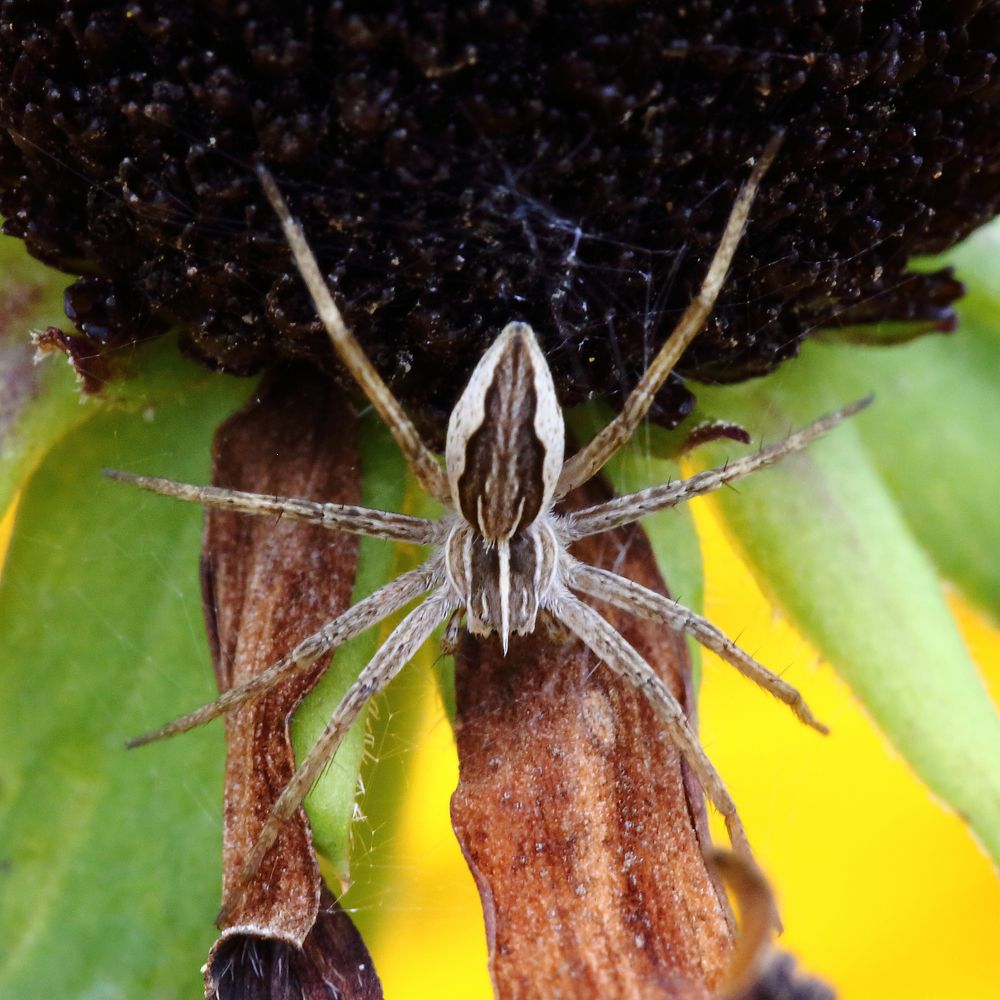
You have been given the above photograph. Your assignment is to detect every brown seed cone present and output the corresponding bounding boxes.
[3,2,997,431]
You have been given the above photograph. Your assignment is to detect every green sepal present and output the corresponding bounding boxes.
[805,220,1000,623]
[694,357,1000,866]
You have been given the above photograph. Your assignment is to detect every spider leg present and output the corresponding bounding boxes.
[556,132,783,498]
[256,165,450,503]
[220,588,457,923]
[549,588,752,860]
[127,559,443,748]
[566,397,872,538]
[103,469,443,544]
[564,559,827,734]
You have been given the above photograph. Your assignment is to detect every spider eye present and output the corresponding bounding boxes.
[445,322,564,538]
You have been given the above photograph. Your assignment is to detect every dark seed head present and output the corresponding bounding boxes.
[1,2,998,431]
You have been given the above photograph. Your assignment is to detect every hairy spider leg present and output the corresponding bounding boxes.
[556,131,784,497]
[551,589,752,858]
[257,164,450,503]
[565,397,873,538]
[219,588,457,923]
[127,559,441,748]
[103,469,442,545]
[565,560,826,733]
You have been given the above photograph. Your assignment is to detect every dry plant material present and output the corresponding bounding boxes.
[198,367,381,997]
[451,481,733,999]
[704,851,835,1000]
[707,852,777,1000]
[31,326,112,394]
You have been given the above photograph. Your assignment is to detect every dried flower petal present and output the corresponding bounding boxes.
[451,477,733,998]
[201,367,369,953]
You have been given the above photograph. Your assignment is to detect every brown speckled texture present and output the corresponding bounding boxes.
[2,2,1000,431]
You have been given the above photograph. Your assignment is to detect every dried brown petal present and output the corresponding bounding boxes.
[680,422,753,454]
[706,851,776,1000]
[31,326,111,395]
[705,849,834,1000]
[200,366,378,993]
[451,478,734,999]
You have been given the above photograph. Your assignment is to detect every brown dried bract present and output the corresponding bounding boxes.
[680,421,752,454]
[31,325,112,395]
[706,852,836,1000]
[199,366,379,994]
[451,478,735,1000]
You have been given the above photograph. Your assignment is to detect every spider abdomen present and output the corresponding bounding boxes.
[445,521,559,645]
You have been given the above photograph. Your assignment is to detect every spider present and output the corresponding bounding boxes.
[107,134,868,919]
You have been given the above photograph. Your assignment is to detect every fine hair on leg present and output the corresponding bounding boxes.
[127,558,443,748]
[220,589,457,921]
[565,396,873,539]
[564,559,826,733]
[103,469,443,544]
[548,588,752,859]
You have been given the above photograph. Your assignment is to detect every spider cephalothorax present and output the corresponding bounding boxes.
[110,135,868,921]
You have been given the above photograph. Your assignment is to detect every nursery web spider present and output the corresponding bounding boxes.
[108,134,869,918]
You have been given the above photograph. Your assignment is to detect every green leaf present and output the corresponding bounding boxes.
[803,222,1000,623]
[0,230,260,514]
[802,332,1000,625]
[694,360,1000,865]
[0,377,252,998]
